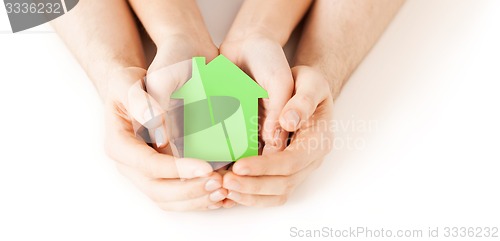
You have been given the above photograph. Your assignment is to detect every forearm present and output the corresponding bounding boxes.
[294,0,405,98]
[52,0,145,99]
[128,0,213,48]
[225,0,313,45]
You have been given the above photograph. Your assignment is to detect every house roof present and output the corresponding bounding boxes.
[171,55,268,101]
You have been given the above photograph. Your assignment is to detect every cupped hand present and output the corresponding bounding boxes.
[222,66,334,207]
[220,35,294,154]
[102,37,229,211]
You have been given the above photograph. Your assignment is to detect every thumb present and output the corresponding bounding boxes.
[279,66,330,132]
[126,77,168,149]
[245,58,294,151]
[261,77,293,152]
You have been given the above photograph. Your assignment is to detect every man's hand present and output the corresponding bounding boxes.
[222,0,405,207]
[222,66,334,207]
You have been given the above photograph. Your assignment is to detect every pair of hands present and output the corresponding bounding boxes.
[103,34,334,211]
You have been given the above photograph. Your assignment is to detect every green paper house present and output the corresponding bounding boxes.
[171,55,268,162]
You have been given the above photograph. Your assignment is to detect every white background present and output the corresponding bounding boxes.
[1,0,499,240]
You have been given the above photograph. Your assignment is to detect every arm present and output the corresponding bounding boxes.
[52,0,223,211]
[127,0,218,71]
[225,0,312,45]
[51,0,145,99]
[294,0,405,98]
[279,0,405,131]
[225,0,405,207]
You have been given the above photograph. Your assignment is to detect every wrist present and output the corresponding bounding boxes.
[150,34,218,73]
[225,0,313,46]
[98,66,147,104]
[225,25,286,46]
[221,32,281,59]
[156,33,216,55]
[153,28,214,49]
[292,64,338,98]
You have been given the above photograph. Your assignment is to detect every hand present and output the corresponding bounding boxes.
[222,66,334,207]
[148,34,218,73]
[220,35,294,154]
[145,34,219,151]
[103,63,228,212]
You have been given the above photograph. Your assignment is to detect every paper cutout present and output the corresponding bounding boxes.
[172,55,268,162]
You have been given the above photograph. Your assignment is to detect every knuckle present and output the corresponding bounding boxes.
[185,187,203,200]
[140,153,160,178]
[282,179,296,194]
[312,159,324,171]
[277,195,289,206]
[114,163,128,178]
[145,181,171,203]
[257,160,270,175]
[284,161,301,175]
[244,195,257,207]
[247,183,261,194]
[296,94,316,110]
[145,185,163,203]
[139,159,155,177]
[149,193,163,203]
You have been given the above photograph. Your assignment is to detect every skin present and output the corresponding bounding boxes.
[52,0,223,211]
[224,0,406,207]
[52,0,404,210]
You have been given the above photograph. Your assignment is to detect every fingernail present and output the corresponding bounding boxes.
[194,168,211,177]
[224,180,240,190]
[209,190,226,202]
[155,128,165,147]
[175,158,213,179]
[227,191,241,201]
[208,204,221,210]
[225,201,237,208]
[205,179,221,192]
[273,128,282,143]
[284,110,300,129]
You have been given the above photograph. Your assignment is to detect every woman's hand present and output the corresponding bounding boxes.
[102,66,228,211]
[222,66,334,207]
[220,35,294,154]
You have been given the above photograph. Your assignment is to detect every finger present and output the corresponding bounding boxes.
[223,159,322,195]
[226,191,288,207]
[105,112,213,179]
[280,66,331,132]
[261,127,288,155]
[116,163,223,202]
[157,189,228,212]
[222,199,237,209]
[233,108,333,176]
[146,59,192,111]
[257,65,293,149]
[208,201,225,210]
[127,79,166,127]
[127,79,169,149]
[240,40,293,148]
[145,60,193,150]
